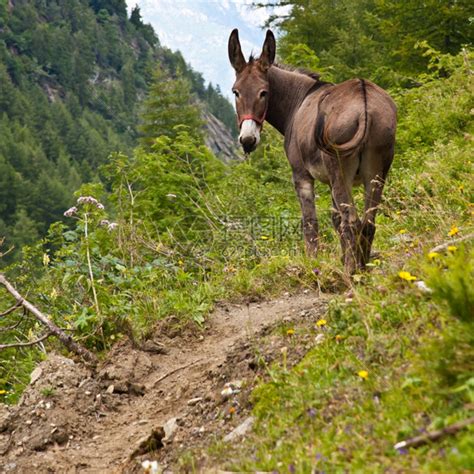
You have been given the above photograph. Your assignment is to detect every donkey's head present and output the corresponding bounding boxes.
[228,29,276,154]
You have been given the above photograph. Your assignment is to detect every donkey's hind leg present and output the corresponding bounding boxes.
[359,146,394,267]
[322,152,360,274]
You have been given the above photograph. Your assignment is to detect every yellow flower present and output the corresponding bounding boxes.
[448,225,459,237]
[428,252,440,260]
[316,319,327,327]
[357,370,369,380]
[42,253,50,266]
[286,328,295,336]
[399,229,408,234]
[398,271,417,282]
[260,235,269,240]
[447,245,457,252]
[178,259,184,266]
[0,389,7,395]
[335,334,343,342]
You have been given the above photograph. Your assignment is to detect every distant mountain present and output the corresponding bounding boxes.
[0,0,237,260]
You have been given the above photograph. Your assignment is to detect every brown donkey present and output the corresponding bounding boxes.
[228,29,397,274]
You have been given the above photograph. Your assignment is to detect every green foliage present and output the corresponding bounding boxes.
[0,1,236,262]
[139,67,204,149]
[269,0,474,86]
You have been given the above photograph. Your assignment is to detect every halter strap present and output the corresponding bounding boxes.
[238,101,268,129]
[238,114,266,129]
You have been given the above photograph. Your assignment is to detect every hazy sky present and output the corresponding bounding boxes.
[126,1,289,98]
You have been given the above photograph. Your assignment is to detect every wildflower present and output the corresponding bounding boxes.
[398,271,417,282]
[260,235,269,240]
[286,328,295,336]
[77,196,105,210]
[178,259,184,266]
[42,253,50,266]
[372,259,381,266]
[63,206,77,217]
[312,267,320,275]
[447,245,457,252]
[448,225,459,237]
[427,251,440,260]
[0,390,7,395]
[357,370,369,380]
[107,222,118,231]
[100,219,110,227]
[141,460,160,474]
[316,319,327,327]
[335,334,343,342]
[229,406,236,415]
[399,229,408,234]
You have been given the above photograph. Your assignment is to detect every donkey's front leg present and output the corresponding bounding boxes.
[293,172,319,256]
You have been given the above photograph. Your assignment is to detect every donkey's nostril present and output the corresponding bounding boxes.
[240,136,256,146]
[240,136,257,153]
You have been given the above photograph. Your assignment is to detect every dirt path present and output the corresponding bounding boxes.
[0,291,328,473]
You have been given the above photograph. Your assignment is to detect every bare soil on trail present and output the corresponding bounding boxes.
[0,291,328,473]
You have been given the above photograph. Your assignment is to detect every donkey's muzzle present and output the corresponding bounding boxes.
[240,136,257,153]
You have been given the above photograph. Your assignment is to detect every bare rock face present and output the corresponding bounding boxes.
[203,111,240,163]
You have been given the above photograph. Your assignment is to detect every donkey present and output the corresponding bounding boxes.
[228,29,397,274]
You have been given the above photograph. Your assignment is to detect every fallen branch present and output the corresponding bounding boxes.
[0,274,98,364]
[152,358,203,387]
[430,232,474,253]
[0,332,51,349]
[394,416,474,450]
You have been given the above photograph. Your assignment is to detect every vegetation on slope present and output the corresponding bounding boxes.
[0,0,473,471]
[0,0,235,260]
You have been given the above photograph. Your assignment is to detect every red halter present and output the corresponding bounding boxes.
[237,102,268,129]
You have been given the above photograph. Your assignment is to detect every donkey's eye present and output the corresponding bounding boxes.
[233,90,240,98]
[260,90,268,99]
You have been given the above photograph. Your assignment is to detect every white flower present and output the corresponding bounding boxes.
[77,196,105,210]
[141,460,161,474]
[108,222,118,231]
[64,206,78,217]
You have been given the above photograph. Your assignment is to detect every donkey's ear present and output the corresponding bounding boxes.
[260,30,276,70]
[228,29,246,73]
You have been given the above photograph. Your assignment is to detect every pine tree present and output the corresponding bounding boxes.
[139,66,203,150]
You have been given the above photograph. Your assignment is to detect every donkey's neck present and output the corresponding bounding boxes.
[266,66,318,135]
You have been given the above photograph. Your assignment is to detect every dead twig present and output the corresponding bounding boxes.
[0,302,22,318]
[0,274,98,364]
[152,358,203,387]
[394,416,474,450]
[430,232,474,253]
[0,332,51,349]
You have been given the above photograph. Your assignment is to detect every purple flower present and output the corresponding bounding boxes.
[64,206,78,217]
[313,268,320,275]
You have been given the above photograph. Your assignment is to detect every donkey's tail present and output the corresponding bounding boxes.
[315,79,369,158]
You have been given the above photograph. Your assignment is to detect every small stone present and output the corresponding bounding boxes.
[187,397,203,406]
[220,386,234,399]
[223,417,255,442]
[45,402,52,410]
[106,384,114,394]
[30,367,42,385]
[26,420,32,426]
[315,334,325,345]
[163,417,179,442]
[84,391,92,396]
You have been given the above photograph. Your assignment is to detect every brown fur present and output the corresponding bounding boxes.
[229,29,397,274]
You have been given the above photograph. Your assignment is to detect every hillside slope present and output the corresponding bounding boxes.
[0,0,236,258]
